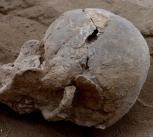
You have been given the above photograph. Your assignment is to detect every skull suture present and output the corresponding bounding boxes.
[0,9,150,129]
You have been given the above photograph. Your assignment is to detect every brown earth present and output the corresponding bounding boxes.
[0,0,153,137]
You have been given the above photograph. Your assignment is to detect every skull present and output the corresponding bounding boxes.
[0,8,150,129]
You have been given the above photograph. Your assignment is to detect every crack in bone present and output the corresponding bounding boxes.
[83,9,108,33]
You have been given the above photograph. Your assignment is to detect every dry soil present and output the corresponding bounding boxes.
[0,0,153,137]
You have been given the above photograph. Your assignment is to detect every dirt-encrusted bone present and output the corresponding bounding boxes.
[0,8,150,129]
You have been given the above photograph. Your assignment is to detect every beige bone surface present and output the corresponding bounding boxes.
[0,8,150,129]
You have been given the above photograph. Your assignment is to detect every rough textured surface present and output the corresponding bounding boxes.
[0,8,150,129]
[0,15,46,64]
[0,0,153,137]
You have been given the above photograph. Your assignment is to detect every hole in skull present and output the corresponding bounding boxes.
[85,28,98,43]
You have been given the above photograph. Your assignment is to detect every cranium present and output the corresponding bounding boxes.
[0,8,150,129]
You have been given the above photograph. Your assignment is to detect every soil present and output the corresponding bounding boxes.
[0,0,153,137]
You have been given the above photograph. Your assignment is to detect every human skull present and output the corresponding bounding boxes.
[0,8,150,129]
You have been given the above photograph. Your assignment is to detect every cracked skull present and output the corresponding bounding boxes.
[0,8,150,129]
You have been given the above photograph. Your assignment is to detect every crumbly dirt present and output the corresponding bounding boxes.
[0,0,153,137]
